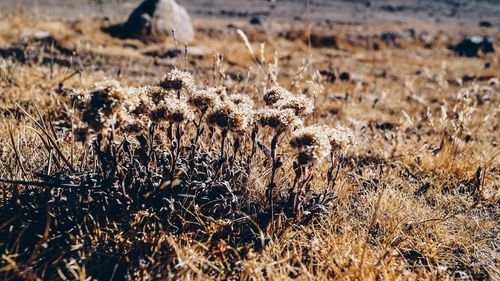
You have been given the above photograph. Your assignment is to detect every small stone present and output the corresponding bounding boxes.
[249,16,264,25]
[319,70,336,83]
[185,47,205,58]
[447,36,495,57]
[339,72,350,81]
[478,21,492,28]
[309,34,337,48]
[124,0,194,42]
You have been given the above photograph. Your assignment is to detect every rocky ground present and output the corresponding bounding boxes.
[1,0,499,25]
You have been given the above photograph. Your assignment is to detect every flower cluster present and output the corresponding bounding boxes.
[70,80,142,140]
[206,93,254,133]
[70,70,354,167]
[160,69,196,94]
[259,84,315,132]
[188,87,224,112]
[290,125,355,165]
[257,108,303,131]
[274,94,314,117]
[290,125,331,165]
[329,125,356,151]
[228,93,254,111]
[151,97,194,124]
[263,85,314,116]
[263,85,292,106]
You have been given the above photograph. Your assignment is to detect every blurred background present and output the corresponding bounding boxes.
[1,0,499,25]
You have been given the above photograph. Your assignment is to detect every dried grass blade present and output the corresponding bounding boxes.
[16,104,76,173]
[8,124,27,177]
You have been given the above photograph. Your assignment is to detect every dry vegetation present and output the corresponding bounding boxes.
[0,11,499,280]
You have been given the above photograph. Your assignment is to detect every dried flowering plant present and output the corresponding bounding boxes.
[0,16,498,280]
[0,68,353,280]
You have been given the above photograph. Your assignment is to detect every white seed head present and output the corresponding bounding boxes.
[206,99,251,133]
[228,93,254,110]
[160,69,196,94]
[151,97,194,123]
[78,80,127,132]
[328,125,356,151]
[274,94,314,117]
[257,108,303,130]
[290,125,331,165]
[188,87,224,112]
[263,85,293,106]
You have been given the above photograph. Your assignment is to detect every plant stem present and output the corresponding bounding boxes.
[267,129,283,227]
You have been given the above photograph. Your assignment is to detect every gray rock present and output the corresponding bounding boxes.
[124,0,194,42]
[185,47,205,57]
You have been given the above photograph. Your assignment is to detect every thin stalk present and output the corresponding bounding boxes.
[214,129,228,180]
[190,111,206,161]
[267,129,284,228]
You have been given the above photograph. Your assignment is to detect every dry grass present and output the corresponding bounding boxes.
[0,12,499,280]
